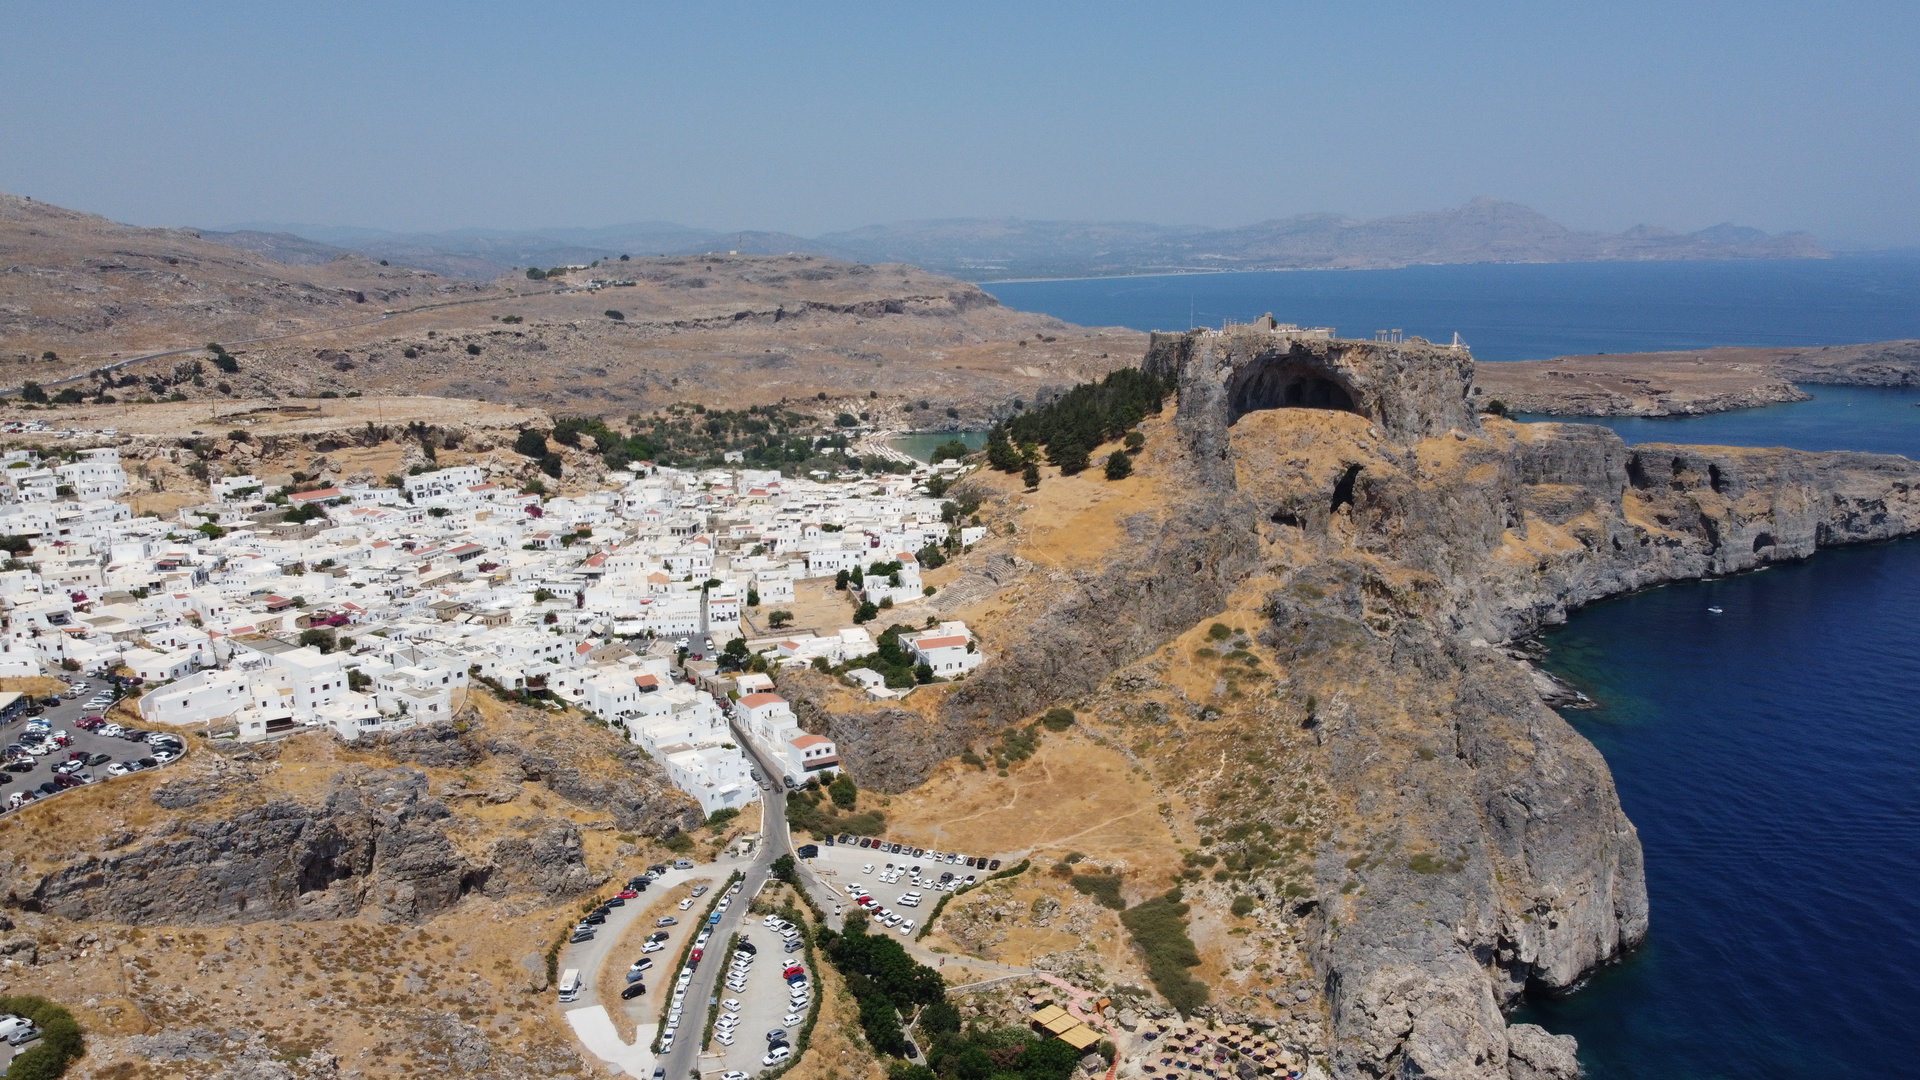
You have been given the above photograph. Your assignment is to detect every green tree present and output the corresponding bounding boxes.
[298,627,336,653]
[513,428,550,457]
[1123,430,1146,451]
[746,587,759,607]
[768,609,794,628]
[19,382,47,403]
[854,600,879,623]
[771,853,797,883]
[828,771,858,810]
[1104,450,1133,480]
[1021,460,1040,490]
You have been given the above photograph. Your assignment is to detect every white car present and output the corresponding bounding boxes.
[678,897,696,910]
[724,1072,751,1080]
[714,1033,734,1046]
[722,998,742,1011]
[784,1011,804,1025]
[898,919,915,934]
[641,941,665,953]
[763,1047,792,1067]
[106,762,131,777]
[861,863,874,874]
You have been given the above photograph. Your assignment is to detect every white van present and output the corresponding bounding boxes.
[558,968,582,1003]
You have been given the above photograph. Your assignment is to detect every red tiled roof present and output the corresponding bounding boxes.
[740,692,786,708]
[915,635,967,650]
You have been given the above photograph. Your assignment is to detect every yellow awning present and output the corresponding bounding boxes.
[1057,1024,1102,1050]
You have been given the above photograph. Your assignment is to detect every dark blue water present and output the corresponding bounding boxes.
[982,256,1920,361]
[1512,545,1920,1079]
[989,260,1920,1078]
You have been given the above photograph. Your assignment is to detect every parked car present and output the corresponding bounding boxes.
[620,981,646,1000]
[763,1047,792,1067]
[655,917,677,927]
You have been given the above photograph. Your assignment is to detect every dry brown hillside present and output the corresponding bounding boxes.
[0,193,497,369]
[0,194,1143,421]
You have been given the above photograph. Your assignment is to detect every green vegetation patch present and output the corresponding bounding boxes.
[0,995,82,1080]
[1119,891,1209,1015]
[1069,872,1126,910]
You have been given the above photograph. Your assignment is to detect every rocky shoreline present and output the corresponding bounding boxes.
[1473,339,1920,416]
[800,325,1920,1079]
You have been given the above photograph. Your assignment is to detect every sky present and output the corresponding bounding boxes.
[2,1,1916,245]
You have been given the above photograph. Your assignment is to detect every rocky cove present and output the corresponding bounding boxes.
[781,323,1920,1079]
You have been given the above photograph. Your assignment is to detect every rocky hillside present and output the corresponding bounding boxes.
[796,324,1920,1079]
[0,192,495,369]
[2,193,1142,421]
[0,694,711,1077]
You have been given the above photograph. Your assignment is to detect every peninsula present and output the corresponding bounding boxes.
[1474,340,1920,416]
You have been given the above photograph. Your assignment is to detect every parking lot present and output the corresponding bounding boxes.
[803,837,1005,936]
[707,913,812,1073]
[0,681,183,813]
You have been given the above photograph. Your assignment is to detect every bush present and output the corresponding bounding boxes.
[212,353,240,374]
[771,853,797,883]
[1040,707,1075,731]
[1022,461,1040,490]
[1104,450,1133,480]
[298,627,336,653]
[19,382,46,403]
[526,267,547,280]
[768,610,794,628]
[513,428,550,457]
[1070,872,1126,910]
[828,772,858,810]
[1120,892,1209,1014]
[0,995,82,1079]
[1231,894,1256,917]
[465,343,482,355]
[1485,398,1509,416]
[1123,430,1146,451]
[854,600,879,623]
[663,831,695,854]
[604,309,625,320]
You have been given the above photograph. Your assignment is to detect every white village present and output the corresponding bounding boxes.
[0,442,988,817]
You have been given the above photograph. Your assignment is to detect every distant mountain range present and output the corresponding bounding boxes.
[204,198,1827,281]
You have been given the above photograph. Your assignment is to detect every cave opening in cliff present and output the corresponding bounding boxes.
[1227,356,1367,423]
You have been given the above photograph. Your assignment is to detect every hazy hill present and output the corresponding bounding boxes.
[0,192,1139,416]
[0,192,494,370]
[213,198,1826,280]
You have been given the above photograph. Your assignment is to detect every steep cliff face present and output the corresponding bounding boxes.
[15,767,497,925]
[911,335,1920,1079]
[0,704,701,927]
[1145,324,1479,457]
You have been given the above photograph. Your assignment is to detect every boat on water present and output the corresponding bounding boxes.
[1708,606,1724,614]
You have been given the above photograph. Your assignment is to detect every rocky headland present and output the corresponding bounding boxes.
[1474,340,1920,416]
[791,322,1920,1079]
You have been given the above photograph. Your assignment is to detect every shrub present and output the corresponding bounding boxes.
[1124,430,1146,451]
[828,772,858,810]
[19,382,47,403]
[1040,707,1075,731]
[525,267,547,280]
[465,343,482,355]
[854,600,879,623]
[662,831,695,854]
[1485,398,1509,416]
[1120,891,1208,1014]
[768,610,794,628]
[298,627,336,653]
[1022,461,1040,490]
[1104,450,1133,480]
[1230,894,1256,917]
[0,995,82,1080]
[1070,873,1126,910]
[513,428,550,457]
[604,309,625,320]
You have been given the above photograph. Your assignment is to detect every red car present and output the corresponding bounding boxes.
[783,964,804,979]
[617,888,639,900]
[689,948,703,966]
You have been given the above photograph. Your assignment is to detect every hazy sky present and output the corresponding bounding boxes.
[4,2,1916,244]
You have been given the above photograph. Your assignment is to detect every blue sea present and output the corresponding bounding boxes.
[987,259,1920,1080]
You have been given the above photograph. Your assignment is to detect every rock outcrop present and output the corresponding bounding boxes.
[901,333,1920,1079]
[12,767,494,925]
[1145,322,1479,451]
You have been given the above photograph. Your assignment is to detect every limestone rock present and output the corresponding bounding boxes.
[1505,1023,1581,1080]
